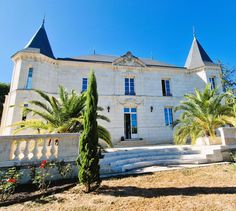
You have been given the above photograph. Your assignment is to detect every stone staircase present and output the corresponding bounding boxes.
[100,145,228,175]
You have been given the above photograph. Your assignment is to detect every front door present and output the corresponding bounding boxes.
[124,107,138,139]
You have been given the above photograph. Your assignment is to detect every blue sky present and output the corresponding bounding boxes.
[0,0,236,83]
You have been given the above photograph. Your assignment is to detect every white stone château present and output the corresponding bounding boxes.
[0,21,223,145]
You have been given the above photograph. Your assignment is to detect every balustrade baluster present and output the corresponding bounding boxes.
[50,139,56,159]
[22,139,30,161]
[32,139,39,160]
[13,140,21,161]
[41,138,48,159]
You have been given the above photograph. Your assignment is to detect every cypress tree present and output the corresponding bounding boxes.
[77,70,101,192]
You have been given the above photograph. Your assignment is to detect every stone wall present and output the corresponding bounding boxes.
[218,127,236,146]
[0,51,223,144]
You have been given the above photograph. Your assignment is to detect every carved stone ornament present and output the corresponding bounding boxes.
[117,97,144,106]
[113,51,146,67]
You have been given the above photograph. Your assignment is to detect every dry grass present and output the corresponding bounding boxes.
[1,164,236,211]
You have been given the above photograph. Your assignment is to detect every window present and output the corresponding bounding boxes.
[82,78,88,92]
[124,107,137,134]
[25,68,33,89]
[125,78,135,95]
[162,79,172,96]
[164,107,173,126]
[21,104,28,121]
[131,113,137,134]
[209,77,216,90]
[124,108,130,113]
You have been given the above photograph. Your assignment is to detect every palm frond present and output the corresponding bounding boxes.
[98,125,112,147]
[174,85,233,144]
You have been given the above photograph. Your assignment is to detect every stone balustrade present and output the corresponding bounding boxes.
[218,127,236,146]
[0,133,80,167]
[0,127,235,169]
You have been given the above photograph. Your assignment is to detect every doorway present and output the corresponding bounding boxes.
[124,107,138,139]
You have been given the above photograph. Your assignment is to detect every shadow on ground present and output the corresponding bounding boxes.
[98,186,236,198]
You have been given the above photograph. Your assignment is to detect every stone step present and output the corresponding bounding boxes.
[114,140,151,147]
[103,148,202,159]
[121,159,209,172]
[100,158,208,174]
[99,145,225,175]
[104,154,207,166]
[100,152,206,165]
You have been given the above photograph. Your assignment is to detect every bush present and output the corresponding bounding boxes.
[30,160,72,192]
[0,167,22,201]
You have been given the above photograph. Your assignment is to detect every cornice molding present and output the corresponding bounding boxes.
[12,51,58,65]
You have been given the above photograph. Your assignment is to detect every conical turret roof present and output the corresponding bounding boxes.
[24,21,54,58]
[185,37,215,69]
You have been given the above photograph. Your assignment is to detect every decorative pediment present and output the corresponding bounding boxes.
[113,51,146,67]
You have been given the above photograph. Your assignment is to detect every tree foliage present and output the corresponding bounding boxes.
[221,95,236,127]
[218,61,236,92]
[13,86,112,147]
[0,83,10,120]
[174,85,232,145]
[77,70,100,192]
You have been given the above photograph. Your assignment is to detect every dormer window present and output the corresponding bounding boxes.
[209,77,216,90]
[162,79,172,96]
[25,68,33,89]
[125,78,135,95]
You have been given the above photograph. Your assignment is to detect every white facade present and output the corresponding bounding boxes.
[0,24,223,145]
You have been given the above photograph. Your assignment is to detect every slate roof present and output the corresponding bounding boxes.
[24,22,55,58]
[21,22,216,70]
[185,37,216,69]
[58,54,181,68]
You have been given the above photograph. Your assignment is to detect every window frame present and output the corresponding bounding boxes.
[209,76,216,90]
[124,107,138,134]
[124,78,135,96]
[82,78,88,92]
[164,107,173,126]
[161,79,172,96]
[25,68,33,90]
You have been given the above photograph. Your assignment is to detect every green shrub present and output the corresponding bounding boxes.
[0,167,22,201]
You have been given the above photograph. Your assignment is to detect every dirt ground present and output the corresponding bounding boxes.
[1,164,236,211]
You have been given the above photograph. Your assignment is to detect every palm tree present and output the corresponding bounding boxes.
[173,85,232,145]
[13,86,112,147]
[221,97,236,127]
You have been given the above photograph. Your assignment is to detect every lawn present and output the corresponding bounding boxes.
[1,164,236,211]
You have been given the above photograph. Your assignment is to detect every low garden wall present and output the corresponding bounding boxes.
[218,127,236,146]
[195,127,236,146]
[0,127,236,184]
[0,133,80,184]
